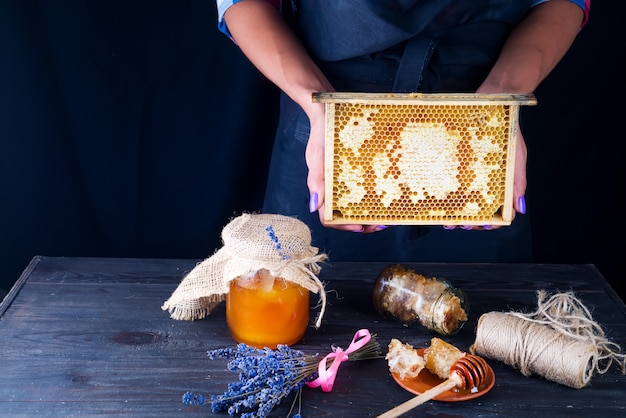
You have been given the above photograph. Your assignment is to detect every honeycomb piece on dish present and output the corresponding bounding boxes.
[386,338,426,380]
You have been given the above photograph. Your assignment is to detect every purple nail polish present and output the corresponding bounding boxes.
[443,225,455,230]
[309,192,319,213]
[482,225,493,230]
[461,225,472,230]
[375,225,388,231]
[518,196,527,215]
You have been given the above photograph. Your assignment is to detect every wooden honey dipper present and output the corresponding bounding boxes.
[377,354,490,418]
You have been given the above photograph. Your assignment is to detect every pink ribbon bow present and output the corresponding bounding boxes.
[306,328,372,392]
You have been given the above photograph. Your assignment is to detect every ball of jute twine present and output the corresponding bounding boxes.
[162,213,328,327]
[470,290,626,388]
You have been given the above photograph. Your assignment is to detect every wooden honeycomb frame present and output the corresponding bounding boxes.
[313,92,537,226]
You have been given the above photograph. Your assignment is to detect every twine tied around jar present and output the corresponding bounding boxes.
[471,290,626,388]
[162,213,329,327]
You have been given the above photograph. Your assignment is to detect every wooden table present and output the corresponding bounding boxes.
[1,256,625,417]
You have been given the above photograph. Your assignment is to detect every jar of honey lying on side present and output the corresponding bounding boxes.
[372,264,469,336]
[226,269,310,349]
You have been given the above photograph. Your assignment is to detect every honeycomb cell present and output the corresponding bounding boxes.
[319,93,532,224]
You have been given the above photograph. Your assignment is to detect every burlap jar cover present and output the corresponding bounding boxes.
[162,213,329,327]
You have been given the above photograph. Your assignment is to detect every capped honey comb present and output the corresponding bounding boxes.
[313,93,536,225]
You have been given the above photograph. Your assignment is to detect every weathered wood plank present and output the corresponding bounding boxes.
[1,257,624,417]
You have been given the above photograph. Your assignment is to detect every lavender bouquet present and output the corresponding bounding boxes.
[183,329,383,418]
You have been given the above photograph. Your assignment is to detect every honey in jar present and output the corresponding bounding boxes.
[372,264,469,336]
[226,269,309,348]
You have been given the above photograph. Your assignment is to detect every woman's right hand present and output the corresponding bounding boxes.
[305,103,383,234]
[225,1,384,233]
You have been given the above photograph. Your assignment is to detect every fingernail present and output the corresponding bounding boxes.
[482,225,493,230]
[375,225,388,231]
[309,192,319,213]
[353,227,365,233]
[461,225,472,230]
[443,225,455,230]
[518,196,527,214]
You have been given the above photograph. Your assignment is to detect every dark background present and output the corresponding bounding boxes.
[1,1,623,300]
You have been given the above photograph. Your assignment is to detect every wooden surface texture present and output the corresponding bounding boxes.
[1,256,624,417]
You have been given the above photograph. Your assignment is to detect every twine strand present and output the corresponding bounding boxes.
[471,290,626,388]
[162,214,330,327]
[253,252,329,328]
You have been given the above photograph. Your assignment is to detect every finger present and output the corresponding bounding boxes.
[454,225,502,231]
[512,127,528,217]
[305,106,327,214]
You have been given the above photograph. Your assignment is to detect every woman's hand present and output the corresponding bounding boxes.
[444,0,583,231]
[443,124,527,231]
[305,103,383,233]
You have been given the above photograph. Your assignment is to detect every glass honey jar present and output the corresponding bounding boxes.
[226,269,310,349]
[372,264,469,336]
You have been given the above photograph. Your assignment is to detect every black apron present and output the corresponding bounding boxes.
[263,0,534,263]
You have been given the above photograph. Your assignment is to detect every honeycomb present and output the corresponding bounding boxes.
[313,93,536,225]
